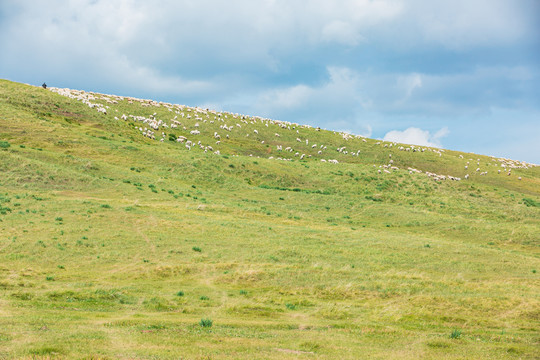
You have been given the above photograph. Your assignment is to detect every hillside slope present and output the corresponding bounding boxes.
[0,79,539,359]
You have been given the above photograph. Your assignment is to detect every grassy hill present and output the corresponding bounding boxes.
[0,78,539,359]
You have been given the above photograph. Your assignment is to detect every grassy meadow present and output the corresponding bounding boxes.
[0,79,539,359]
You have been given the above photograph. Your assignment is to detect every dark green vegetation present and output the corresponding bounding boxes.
[0,79,539,359]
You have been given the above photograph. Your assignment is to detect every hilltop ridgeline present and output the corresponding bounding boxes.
[48,86,536,184]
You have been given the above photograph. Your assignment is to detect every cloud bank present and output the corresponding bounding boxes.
[383,127,449,147]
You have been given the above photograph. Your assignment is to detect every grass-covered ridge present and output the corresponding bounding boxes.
[0,79,539,359]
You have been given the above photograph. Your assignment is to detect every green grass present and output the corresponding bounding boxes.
[0,79,539,359]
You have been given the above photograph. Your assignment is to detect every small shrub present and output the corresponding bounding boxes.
[0,141,10,149]
[200,296,209,300]
[450,329,462,339]
[239,290,248,295]
[199,318,213,327]
[285,303,296,310]
[101,204,111,209]
[46,276,55,281]
[192,246,202,252]
[176,291,185,296]
[365,195,383,202]
[55,217,63,222]
[11,292,33,300]
[0,206,11,215]
[523,198,539,207]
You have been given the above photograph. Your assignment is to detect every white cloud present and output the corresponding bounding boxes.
[257,84,314,110]
[252,66,362,114]
[397,73,422,98]
[321,21,364,46]
[383,127,449,147]
[401,0,538,49]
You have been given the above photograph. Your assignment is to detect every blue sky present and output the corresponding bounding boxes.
[1,0,539,163]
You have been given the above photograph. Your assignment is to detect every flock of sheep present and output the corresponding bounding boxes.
[48,87,535,183]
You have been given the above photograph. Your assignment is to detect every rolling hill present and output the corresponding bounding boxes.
[0,79,539,359]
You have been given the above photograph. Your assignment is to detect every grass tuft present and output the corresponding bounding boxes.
[199,318,213,327]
